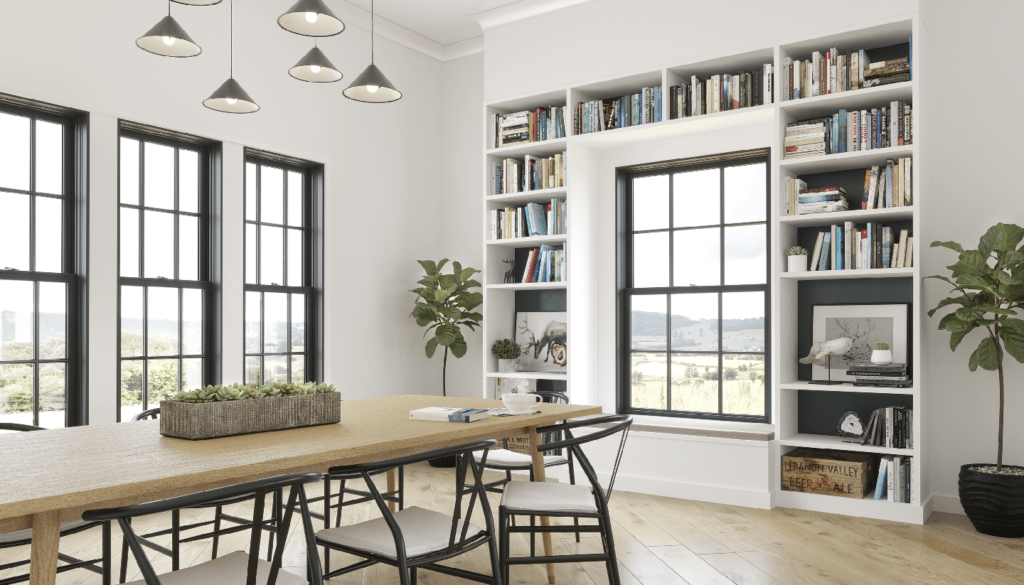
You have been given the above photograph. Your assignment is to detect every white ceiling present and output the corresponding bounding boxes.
[332,0,591,60]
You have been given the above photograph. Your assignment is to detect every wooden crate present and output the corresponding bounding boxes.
[782,448,878,499]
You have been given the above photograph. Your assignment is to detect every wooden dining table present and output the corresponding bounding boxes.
[0,394,601,585]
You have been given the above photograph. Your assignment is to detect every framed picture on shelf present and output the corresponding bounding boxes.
[810,303,909,382]
[514,311,567,373]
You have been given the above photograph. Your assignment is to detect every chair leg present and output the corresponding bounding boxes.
[119,518,131,584]
[335,479,346,528]
[600,515,621,585]
[530,515,536,558]
[409,566,417,583]
[102,520,112,585]
[568,456,580,542]
[211,505,223,560]
[398,466,405,511]
[171,509,180,571]
[267,488,280,562]
[500,510,511,585]
[323,479,332,577]
[485,524,501,585]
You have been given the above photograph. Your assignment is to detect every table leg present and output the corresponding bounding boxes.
[386,468,397,513]
[28,510,61,585]
[527,425,556,585]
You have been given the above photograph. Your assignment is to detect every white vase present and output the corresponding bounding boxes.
[788,255,808,273]
[871,349,893,364]
[498,359,516,373]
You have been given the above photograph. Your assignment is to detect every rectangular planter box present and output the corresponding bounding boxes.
[159,393,341,440]
[782,447,878,499]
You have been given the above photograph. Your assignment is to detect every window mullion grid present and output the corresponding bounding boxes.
[666,173,673,411]
[260,291,265,384]
[142,285,149,411]
[718,167,726,415]
[32,281,39,425]
[138,145,146,278]
[286,293,292,383]
[174,147,180,281]
[256,165,261,286]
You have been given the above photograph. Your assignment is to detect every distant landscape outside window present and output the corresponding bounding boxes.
[622,156,769,420]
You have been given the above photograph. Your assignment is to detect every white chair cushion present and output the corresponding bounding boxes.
[124,551,305,585]
[0,519,92,544]
[474,449,567,469]
[317,506,483,559]
[501,481,598,514]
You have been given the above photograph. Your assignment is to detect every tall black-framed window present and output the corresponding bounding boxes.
[0,102,85,428]
[618,150,770,422]
[117,129,219,422]
[243,155,323,385]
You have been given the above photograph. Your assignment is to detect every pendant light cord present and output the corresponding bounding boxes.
[230,0,233,78]
[371,0,375,64]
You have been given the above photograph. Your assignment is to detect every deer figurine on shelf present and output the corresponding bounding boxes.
[503,259,517,284]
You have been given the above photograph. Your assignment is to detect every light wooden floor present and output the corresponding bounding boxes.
[4,462,1024,584]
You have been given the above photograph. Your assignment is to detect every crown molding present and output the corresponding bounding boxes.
[469,0,592,31]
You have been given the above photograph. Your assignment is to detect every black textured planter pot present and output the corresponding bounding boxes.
[959,464,1024,538]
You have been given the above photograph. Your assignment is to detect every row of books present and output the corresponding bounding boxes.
[808,224,913,271]
[575,86,662,134]
[492,106,568,149]
[874,455,915,503]
[862,405,913,449]
[491,153,566,195]
[781,40,911,101]
[785,158,911,216]
[783,101,912,160]
[522,244,566,283]
[849,362,911,388]
[667,65,774,119]
[489,199,567,240]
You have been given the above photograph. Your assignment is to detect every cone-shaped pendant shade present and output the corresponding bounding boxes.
[278,0,345,36]
[137,15,202,57]
[343,63,401,103]
[288,46,342,82]
[203,78,259,113]
[172,0,222,4]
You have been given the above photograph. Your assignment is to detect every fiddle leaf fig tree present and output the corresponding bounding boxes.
[410,259,482,396]
[928,222,1024,472]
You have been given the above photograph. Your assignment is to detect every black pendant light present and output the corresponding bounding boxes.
[278,0,345,37]
[344,0,401,103]
[204,0,259,113]
[289,41,343,83]
[137,2,202,58]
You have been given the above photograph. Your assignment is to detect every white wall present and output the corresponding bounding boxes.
[0,0,445,422]
[440,53,485,398]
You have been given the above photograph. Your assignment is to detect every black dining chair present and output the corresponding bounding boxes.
[315,440,502,585]
[0,423,112,585]
[84,472,324,585]
[119,408,284,582]
[498,414,632,585]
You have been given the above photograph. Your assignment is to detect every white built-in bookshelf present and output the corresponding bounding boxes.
[481,14,928,524]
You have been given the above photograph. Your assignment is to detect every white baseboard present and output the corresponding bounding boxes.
[608,472,772,509]
[931,493,965,515]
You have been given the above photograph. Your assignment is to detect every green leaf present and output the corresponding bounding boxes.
[436,258,449,274]
[425,337,439,359]
[954,306,987,322]
[956,274,997,294]
[450,335,468,358]
[462,292,483,311]
[435,324,458,345]
[976,304,1017,316]
[415,317,434,327]
[460,268,479,282]
[999,324,1024,364]
[438,274,457,290]
[997,250,1024,269]
[928,297,967,318]
[433,288,453,303]
[417,260,437,276]
[463,279,482,289]
[949,251,994,278]
[999,318,1024,334]
[441,307,462,320]
[461,311,483,322]
[970,337,999,371]
[938,313,972,333]
[980,223,1024,257]
[453,261,463,283]
[421,322,439,337]
[950,327,971,352]
[931,240,965,254]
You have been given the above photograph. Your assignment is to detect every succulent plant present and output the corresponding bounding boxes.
[166,381,338,403]
[787,246,809,256]
[491,339,522,360]
[874,342,890,350]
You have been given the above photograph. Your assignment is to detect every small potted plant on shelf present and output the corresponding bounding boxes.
[492,339,521,373]
[870,342,893,364]
[928,223,1024,537]
[787,246,809,273]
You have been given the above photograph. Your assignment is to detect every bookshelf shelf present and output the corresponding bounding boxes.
[774,489,925,524]
[486,138,568,158]
[779,144,913,174]
[780,381,914,395]
[778,81,913,119]
[780,267,914,280]
[573,104,774,148]
[486,234,567,248]
[780,206,914,227]
[484,371,568,380]
[485,282,567,291]
[779,433,914,455]
[486,187,568,205]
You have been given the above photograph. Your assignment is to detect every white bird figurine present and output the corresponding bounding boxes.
[799,337,853,367]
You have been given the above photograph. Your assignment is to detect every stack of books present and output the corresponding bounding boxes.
[861,405,913,447]
[848,362,911,387]
[522,244,565,283]
[874,455,915,503]
[784,118,828,159]
[491,152,566,195]
[575,86,661,134]
[785,180,848,215]
[490,198,566,240]
[809,225,913,271]
[410,407,489,423]
[780,39,910,101]
[492,106,567,148]
[668,64,774,119]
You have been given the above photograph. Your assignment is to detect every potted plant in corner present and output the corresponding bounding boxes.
[929,223,1024,537]
[787,246,809,272]
[492,339,521,373]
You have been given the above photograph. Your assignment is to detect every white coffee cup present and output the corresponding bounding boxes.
[502,393,542,413]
